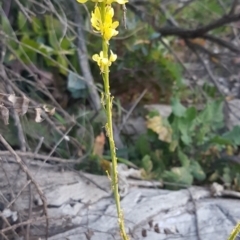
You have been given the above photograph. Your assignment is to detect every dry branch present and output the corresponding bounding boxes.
[0,135,49,239]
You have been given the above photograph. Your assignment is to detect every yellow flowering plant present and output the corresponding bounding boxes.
[76,0,129,239]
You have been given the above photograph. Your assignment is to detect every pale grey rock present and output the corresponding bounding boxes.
[0,159,239,240]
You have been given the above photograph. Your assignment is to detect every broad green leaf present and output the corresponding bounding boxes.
[223,125,240,145]
[185,107,197,129]
[202,83,217,98]
[190,161,206,181]
[210,136,232,146]
[32,17,44,35]
[19,37,39,63]
[38,44,54,55]
[17,11,28,32]
[1,13,17,48]
[178,150,190,167]
[169,140,178,152]
[198,100,224,124]
[162,167,193,188]
[178,118,192,145]
[171,98,186,117]
[54,112,66,125]
[60,38,72,50]
[45,15,63,48]
[181,133,192,146]
[135,134,151,157]
[222,167,232,186]
[142,155,153,173]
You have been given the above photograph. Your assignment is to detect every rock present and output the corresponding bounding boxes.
[0,159,239,240]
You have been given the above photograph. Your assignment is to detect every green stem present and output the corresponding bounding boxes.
[228,223,240,240]
[100,3,129,239]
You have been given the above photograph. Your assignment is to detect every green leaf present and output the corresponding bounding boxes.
[142,155,153,173]
[32,17,44,35]
[19,37,39,63]
[198,100,224,124]
[45,15,63,48]
[222,167,232,186]
[190,161,206,181]
[169,140,178,152]
[135,134,151,157]
[210,136,232,146]
[17,11,28,32]
[162,167,193,188]
[185,107,197,128]
[171,97,186,117]
[57,54,68,75]
[178,150,190,167]
[181,133,192,145]
[178,118,192,145]
[203,83,217,98]
[223,125,240,145]
[60,38,72,50]
[54,112,66,125]
[1,14,17,49]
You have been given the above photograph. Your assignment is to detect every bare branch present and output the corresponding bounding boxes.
[0,135,49,239]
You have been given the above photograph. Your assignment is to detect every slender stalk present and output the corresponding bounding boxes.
[99,4,128,239]
[228,223,240,240]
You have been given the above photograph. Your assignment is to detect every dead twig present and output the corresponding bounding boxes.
[0,135,49,239]
[0,216,47,234]
[128,2,240,53]
[0,151,82,164]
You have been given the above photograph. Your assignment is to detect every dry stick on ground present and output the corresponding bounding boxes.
[0,135,49,239]
[0,40,29,238]
[0,216,55,235]
[127,2,240,53]
[0,151,82,164]
[0,212,19,239]
[186,41,240,123]
[0,40,27,152]
[4,67,93,163]
[25,137,44,240]
[0,159,27,238]
[4,83,27,152]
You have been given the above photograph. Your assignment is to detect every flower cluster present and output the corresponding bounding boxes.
[77,0,128,4]
[77,0,128,73]
[92,50,117,72]
[91,5,119,42]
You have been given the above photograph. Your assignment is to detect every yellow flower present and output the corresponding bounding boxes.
[77,0,128,3]
[91,5,119,41]
[109,50,117,62]
[92,50,117,72]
